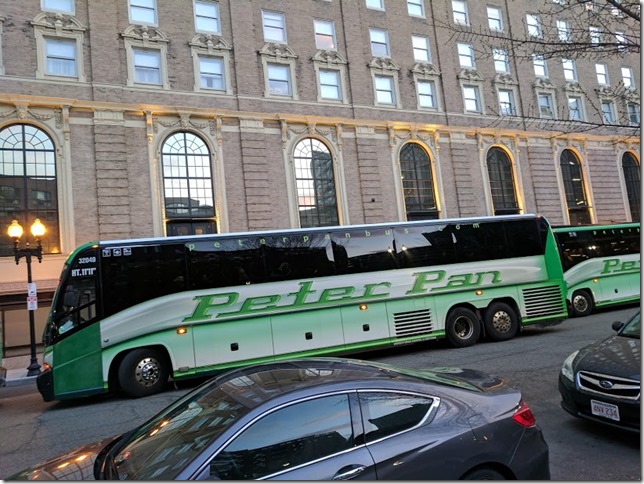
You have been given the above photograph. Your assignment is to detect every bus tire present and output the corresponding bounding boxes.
[484,302,519,342]
[118,348,169,398]
[571,290,593,317]
[445,308,481,348]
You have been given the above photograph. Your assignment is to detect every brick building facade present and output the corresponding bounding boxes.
[0,0,640,357]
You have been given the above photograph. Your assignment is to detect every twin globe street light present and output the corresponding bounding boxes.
[7,218,46,376]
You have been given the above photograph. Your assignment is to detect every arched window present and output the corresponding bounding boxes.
[0,124,60,257]
[622,151,640,222]
[486,147,519,215]
[399,143,438,220]
[560,149,591,225]
[161,131,216,236]
[293,138,339,227]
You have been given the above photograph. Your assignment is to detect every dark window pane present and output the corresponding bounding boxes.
[622,152,640,221]
[399,143,438,221]
[487,147,519,215]
[394,224,456,267]
[560,149,591,224]
[452,221,509,263]
[359,392,434,443]
[505,219,545,257]
[331,228,398,274]
[263,232,335,281]
[212,394,354,479]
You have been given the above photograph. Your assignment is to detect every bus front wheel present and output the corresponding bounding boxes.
[571,290,593,317]
[484,303,519,342]
[118,348,169,398]
[445,308,481,348]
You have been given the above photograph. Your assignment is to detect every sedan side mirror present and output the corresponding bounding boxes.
[611,320,624,332]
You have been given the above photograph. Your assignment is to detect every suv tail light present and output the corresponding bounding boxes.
[513,400,536,427]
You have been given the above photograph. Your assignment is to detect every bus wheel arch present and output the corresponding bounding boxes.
[115,346,171,398]
[483,300,519,342]
[445,305,482,348]
[571,289,594,317]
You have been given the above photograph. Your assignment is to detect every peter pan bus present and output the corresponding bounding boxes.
[37,214,567,401]
[553,222,640,317]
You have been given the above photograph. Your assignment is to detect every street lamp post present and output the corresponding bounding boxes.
[7,219,46,376]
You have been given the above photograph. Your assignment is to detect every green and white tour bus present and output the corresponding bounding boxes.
[37,214,567,401]
[553,222,640,317]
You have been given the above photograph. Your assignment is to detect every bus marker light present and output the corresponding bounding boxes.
[593,278,599,283]
[475,290,483,296]
[177,327,188,335]
[42,362,51,372]
[359,304,368,311]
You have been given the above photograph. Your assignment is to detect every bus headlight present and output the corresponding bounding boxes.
[561,350,579,382]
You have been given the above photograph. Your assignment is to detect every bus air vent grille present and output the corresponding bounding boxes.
[393,309,433,337]
[522,285,565,317]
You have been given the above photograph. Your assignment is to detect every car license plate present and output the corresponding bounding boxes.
[591,400,620,421]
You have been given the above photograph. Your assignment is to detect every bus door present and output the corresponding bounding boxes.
[48,247,104,397]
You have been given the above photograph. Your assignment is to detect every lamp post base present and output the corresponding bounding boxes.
[27,359,41,377]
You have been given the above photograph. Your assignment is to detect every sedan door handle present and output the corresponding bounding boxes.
[333,465,367,480]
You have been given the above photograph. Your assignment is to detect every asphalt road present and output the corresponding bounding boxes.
[0,305,640,480]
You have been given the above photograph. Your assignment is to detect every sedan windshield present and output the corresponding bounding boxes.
[620,312,640,339]
[111,379,254,480]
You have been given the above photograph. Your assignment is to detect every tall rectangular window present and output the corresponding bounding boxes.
[319,69,341,100]
[45,38,77,77]
[314,19,336,50]
[557,19,571,41]
[615,31,627,51]
[199,56,224,90]
[267,63,291,96]
[562,58,577,81]
[589,26,601,45]
[493,48,509,73]
[133,48,161,84]
[533,55,547,77]
[417,80,436,108]
[129,0,157,25]
[621,66,634,87]
[601,101,616,124]
[375,75,395,104]
[452,0,469,25]
[194,1,220,34]
[487,6,502,31]
[538,93,554,118]
[463,85,481,112]
[526,14,542,38]
[366,0,384,10]
[568,96,584,120]
[627,103,640,124]
[407,0,424,17]
[595,63,609,85]
[369,28,389,57]
[412,35,430,62]
[457,43,474,68]
[42,0,74,14]
[498,89,515,116]
[262,11,287,43]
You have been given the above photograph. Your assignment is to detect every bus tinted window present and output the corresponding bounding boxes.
[263,233,335,281]
[395,224,456,267]
[452,222,508,262]
[332,229,397,274]
[505,219,545,257]
[102,244,187,317]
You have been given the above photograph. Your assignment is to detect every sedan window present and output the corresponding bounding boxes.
[358,392,435,443]
[210,394,355,479]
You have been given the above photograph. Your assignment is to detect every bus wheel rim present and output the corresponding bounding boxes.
[492,311,511,333]
[135,357,161,387]
[573,296,588,312]
[454,316,474,339]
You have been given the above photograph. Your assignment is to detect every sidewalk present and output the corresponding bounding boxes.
[2,354,41,387]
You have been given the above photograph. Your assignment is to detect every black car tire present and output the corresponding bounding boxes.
[118,348,169,398]
[463,467,507,480]
[571,289,593,317]
[445,307,481,348]
[484,302,519,342]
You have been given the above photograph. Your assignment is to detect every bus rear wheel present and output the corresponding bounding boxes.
[118,348,169,398]
[571,290,593,317]
[484,302,519,342]
[446,308,481,348]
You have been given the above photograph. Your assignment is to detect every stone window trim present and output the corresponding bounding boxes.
[189,34,233,94]
[259,43,299,100]
[493,74,520,117]
[369,57,401,108]
[31,12,86,82]
[566,94,586,122]
[122,25,170,90]
[411,63,442,112]
[533,77,558,119]
[457,68,485,114]
[312,50,349,104]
